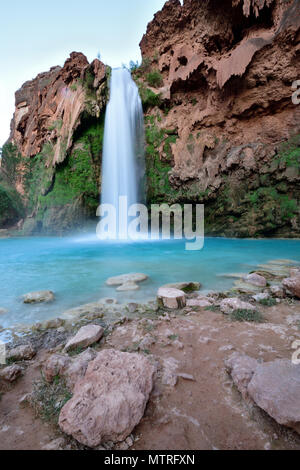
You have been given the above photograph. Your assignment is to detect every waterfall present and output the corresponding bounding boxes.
[100,68,145,239]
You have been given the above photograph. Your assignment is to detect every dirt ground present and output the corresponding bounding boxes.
[1,301,300,450]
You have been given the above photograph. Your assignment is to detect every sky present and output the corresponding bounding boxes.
[0,0,169,146]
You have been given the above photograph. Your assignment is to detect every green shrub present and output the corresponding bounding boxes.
[230,309,264,323]
[0,183,24,226]
[31,374,72,424]
[146,70,163,88]
[258,297,277,307]
[0,143,21,185]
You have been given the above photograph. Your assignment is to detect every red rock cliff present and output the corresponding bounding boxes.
[138,0,300,237]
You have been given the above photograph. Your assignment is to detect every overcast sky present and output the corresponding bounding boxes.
[0,0,169,146]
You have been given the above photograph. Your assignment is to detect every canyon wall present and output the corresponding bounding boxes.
[1,0,300,237]
[0,52,109,234]
[137,0,300,237]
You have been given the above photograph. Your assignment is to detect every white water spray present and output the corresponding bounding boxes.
[100,68,145,238]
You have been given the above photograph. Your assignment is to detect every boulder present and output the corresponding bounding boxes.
[43,354,71,383]
[282,275,300,299]
[0,365,23,382]
[252,293,269,302]
[7,344,36,361]
[106,273,148,286]
[290,268,300,278]
[61,302,105,320]
[64,325,104,352]
[162,282,201,293]
[225,352,258,400]
[157,287,186,309]
[186,297,213,308]
[59,349,156,447]
[243,273,267,287]
[248,359,300,434]
[23,290,55,304]
[63,349,97,390]
[269,285,285,298]
[220,298,255,314]
[232,280,263,295]
[116,281,139,292]
[0,308,8,315]
[98,298,118,305]
[43,318,65,329]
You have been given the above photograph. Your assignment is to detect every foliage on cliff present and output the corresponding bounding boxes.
[0,143,24,227]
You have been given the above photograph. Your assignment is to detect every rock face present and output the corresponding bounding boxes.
[64,325,104,352]
[23,290,55,304]
[248,360,300,434]
[138,0,300,237]
[157,287,186,309]
[1,52,109,234]
[59,349,156,447]
[2,1,300,237]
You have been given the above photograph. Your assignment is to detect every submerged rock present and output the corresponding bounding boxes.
[61,302,105,320]
[98,298,118,305]
[106,273,148,286]
[157,287,186,309]
[162,282,201,293]
[23,290,55,304]
[232,280,263,295]
[59,349,156,447]
[64,324,104,352]
[116,281,139,291]
[0,308,8,315]
[243,273,267,287]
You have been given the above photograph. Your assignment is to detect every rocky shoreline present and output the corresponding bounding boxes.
[0,259,300,450]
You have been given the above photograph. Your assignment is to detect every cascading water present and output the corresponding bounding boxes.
[100,68,145,239]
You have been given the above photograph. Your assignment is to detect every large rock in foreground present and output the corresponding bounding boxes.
[59,349,156,447]
[157,287,186,309]
[248,359,300,434]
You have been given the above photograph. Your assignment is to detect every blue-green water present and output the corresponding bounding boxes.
[0,236,300,330]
